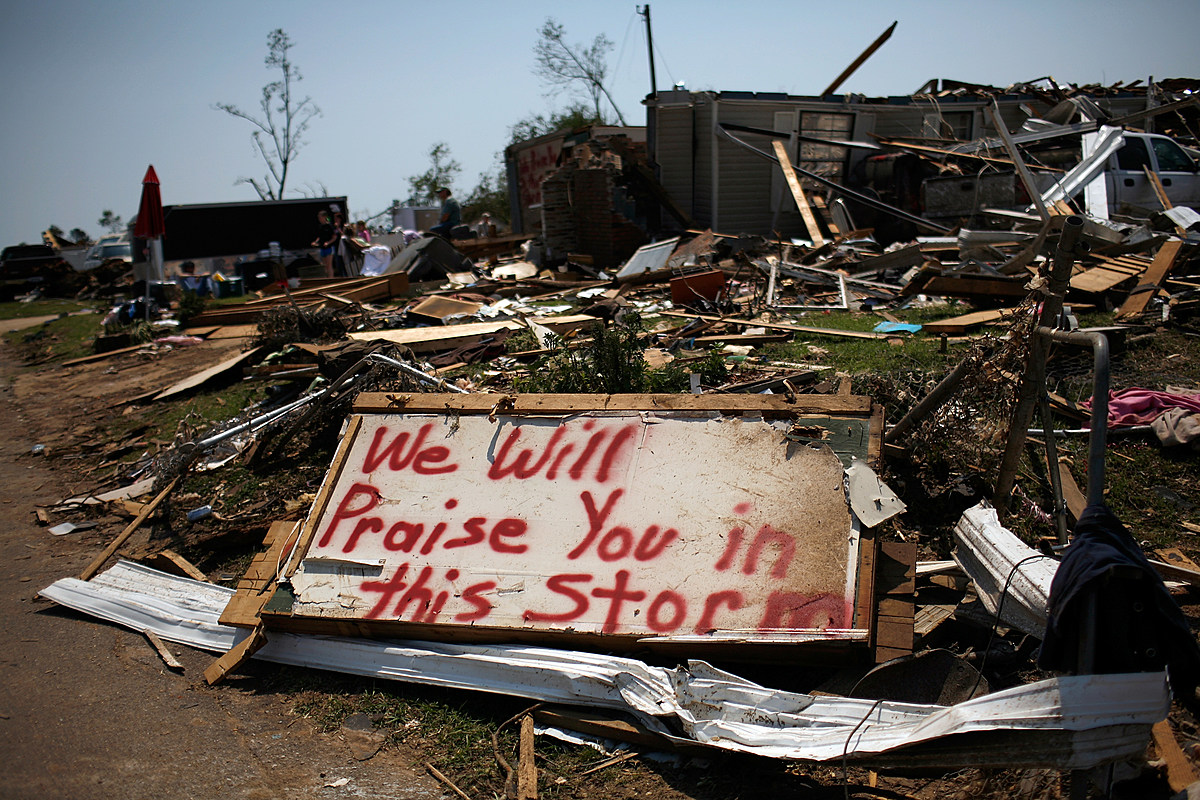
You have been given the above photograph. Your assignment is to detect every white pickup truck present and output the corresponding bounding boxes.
[1104,131,1200,215]
[920,131,1200,223]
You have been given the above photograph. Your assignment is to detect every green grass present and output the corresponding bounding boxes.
[0,298,89,319]
[3,309,105,363]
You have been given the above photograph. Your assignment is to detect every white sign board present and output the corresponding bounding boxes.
[288,412,861,641]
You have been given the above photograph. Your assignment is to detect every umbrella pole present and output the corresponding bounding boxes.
[144,238,164,322]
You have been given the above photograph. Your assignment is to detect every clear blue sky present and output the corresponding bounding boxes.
[1,0,1196,246]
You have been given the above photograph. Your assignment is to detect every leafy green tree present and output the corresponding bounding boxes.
[69,228,91,245]
[215,29,321,200]
[533,18,626,125]
[405,142,461,206]
[98,210,124,234]
[508,101,604,144]
[46,224,65,240]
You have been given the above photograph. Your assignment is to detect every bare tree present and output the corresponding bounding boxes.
[533,19,627,125]
[215,29,321,200]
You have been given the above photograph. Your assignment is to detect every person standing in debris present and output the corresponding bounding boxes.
[430,187,461,238]
[332,212,347,276]
[354,220,372,244]
[311,210,336,278]
[474,212,493,238]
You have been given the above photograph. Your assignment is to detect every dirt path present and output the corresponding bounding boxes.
[0,340,443,799]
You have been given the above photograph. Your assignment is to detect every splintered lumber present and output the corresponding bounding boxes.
[772,140,825,246]
[659,310,889,340]
[203,626,267,686]
[1153,720,1199,792]
[154,346,262,401]
[80,476,180,581]
[533,707,679,752]
[1117,240,1184,319]
[821,20,896,97]
[922,308,1010,335]
[874,541,917,663]
[517,715,538,800]
[143,629,184,671]
[220,521,302,627]
[900,268,1030,301]
[143,549,208,582]
[348,315,598,354]
[1071,254,1152,294]
[186,274,409,326]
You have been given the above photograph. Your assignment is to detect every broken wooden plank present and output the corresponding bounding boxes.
[1143,166,1174,211]
[922,308,1010,335]
[773,140,825,247]
[1117,240,1185,319]
[61,344,145,367]
[517,715,538,800]
[426,763,474,800]
[143,549,208,582]
[203,626,267,686]
[659,311,890,340]
[348,315,598,354]
[220,521,302,628]
[154,346,262,401]
[1153,720,1199,792]
[80,476,180,581]
[354,391,874,416]
[533,707,680,752]
[143,629,184,671]
[874,541,917,663]
[408,295,484,325]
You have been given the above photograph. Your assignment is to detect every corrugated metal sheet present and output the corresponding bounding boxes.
[41,561,1167,769]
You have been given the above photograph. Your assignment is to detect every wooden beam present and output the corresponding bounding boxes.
[821,21,897,97]
[772,140,825,247]
[80,476,180,581]
[1117,240,1184,319]
[1153,720,1199,792]
[659,310,891,340]
[517,715,538,800]
[203,626,267,686]
[143,629,184,671]
[353,391,874,416]
[1143,166,1174,210]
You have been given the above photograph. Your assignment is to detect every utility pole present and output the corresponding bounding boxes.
[638,5,657,97]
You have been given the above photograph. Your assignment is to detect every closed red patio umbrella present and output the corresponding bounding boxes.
[133,166,165,317]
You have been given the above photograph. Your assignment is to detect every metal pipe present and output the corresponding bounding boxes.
[1035,326,1110,508]
[367,354,469,393]
[993,215,1084,512]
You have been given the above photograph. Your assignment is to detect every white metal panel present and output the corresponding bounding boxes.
[40,561,1168,769]
[953,502,1058,637]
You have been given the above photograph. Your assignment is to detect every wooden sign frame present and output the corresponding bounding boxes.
[261,393,884,660]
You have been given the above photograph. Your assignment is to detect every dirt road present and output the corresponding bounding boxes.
[0,340,443,799]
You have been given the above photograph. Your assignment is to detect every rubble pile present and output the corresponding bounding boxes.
[15,74,1200,799]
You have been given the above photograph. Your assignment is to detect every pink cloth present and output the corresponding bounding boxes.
[1083,388,1200,427]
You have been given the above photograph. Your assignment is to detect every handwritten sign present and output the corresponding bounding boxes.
[287,412,861,641]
